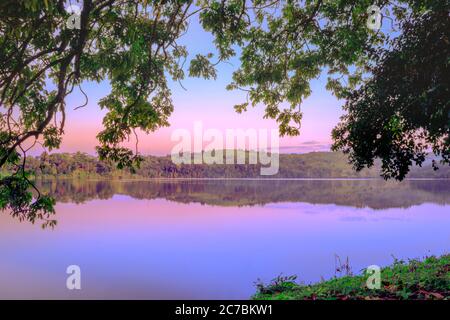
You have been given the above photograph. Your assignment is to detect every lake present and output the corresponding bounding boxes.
[0,179,449,299]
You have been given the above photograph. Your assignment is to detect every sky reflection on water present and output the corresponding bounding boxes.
[0,180,449,299]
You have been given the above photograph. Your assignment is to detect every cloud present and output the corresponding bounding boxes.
[279,141,332,154]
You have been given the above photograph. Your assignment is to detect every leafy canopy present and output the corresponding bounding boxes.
[332,8,449,180]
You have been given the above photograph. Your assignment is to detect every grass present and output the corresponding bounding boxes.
[252,254,450,300]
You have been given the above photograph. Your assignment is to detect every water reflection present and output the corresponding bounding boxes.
[36,179,450,209]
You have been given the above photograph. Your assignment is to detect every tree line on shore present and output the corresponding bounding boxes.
[4,151,449,179]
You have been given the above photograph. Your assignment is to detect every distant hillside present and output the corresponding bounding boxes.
[4,151,450,179]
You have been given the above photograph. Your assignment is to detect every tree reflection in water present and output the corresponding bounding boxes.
[35,179,450,209]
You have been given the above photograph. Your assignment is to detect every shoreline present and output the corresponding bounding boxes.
[253,254,450,300]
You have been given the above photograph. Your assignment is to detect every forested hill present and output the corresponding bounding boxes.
[5,151,450,179]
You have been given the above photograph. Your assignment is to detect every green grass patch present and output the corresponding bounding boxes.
[252,254,450,300]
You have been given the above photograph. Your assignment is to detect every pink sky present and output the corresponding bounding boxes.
[39,19,344,156]
[55,71,343,156]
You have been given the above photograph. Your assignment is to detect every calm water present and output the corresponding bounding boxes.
[0,179,449,299]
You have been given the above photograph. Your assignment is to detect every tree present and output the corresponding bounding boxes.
[332,7,449,180]
[0,0,448,226]
[1,0,198,226]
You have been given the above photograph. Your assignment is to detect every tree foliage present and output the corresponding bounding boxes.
[332,7,449,180]
[0,0,448,225]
